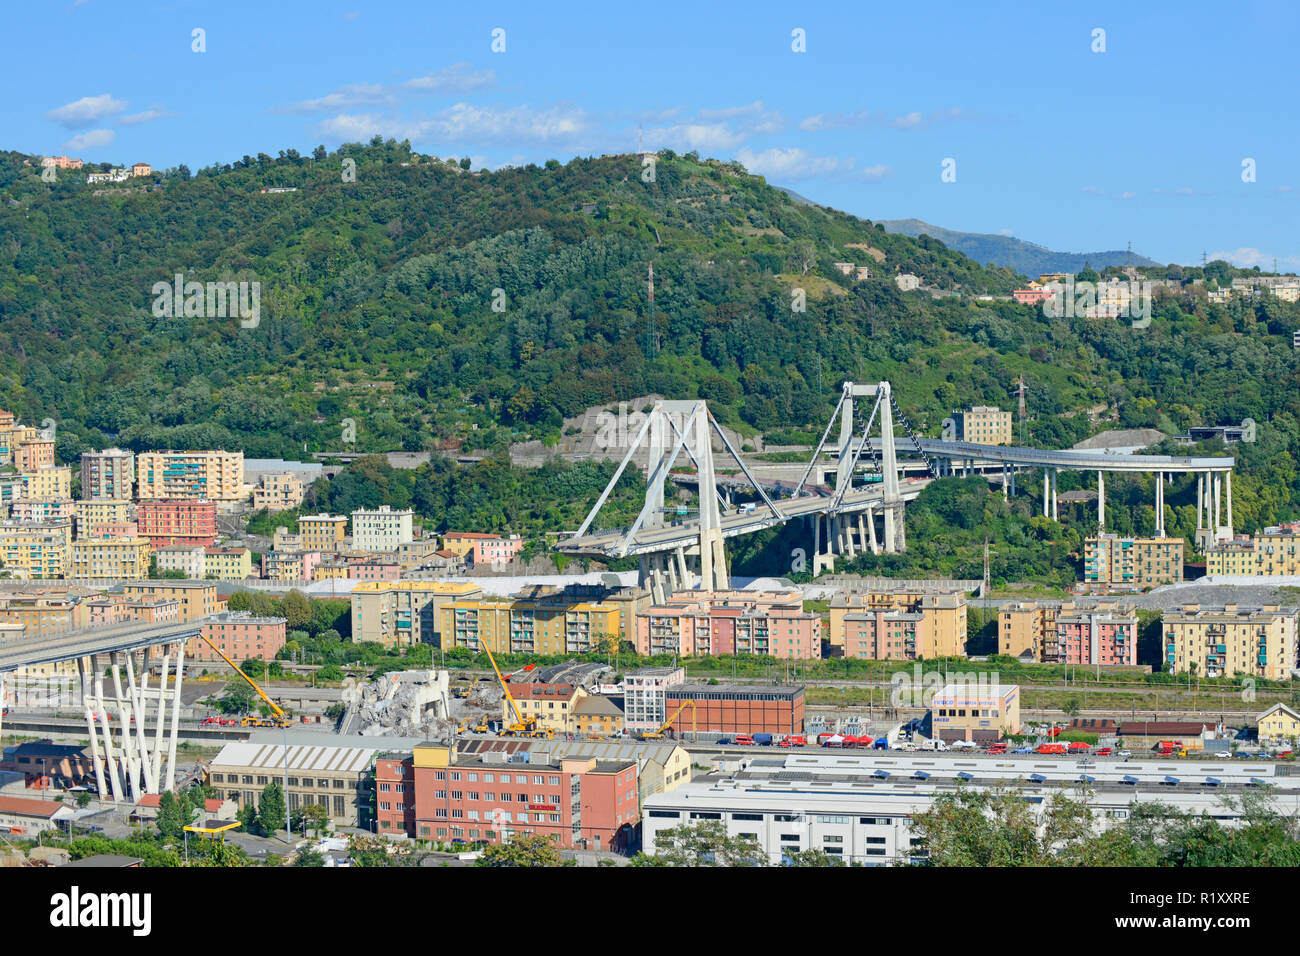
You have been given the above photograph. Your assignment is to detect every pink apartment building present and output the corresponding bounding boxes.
[636,589,820,659]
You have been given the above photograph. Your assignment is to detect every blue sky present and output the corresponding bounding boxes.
[6,0,1299,268]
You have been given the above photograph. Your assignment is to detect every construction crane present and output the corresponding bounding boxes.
[640,700,696,741]
[480,640,552,739]
[199,633,293,728]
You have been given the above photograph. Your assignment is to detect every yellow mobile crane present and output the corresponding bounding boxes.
[199,634,294,728]
[640,700,696,741]
[480,641,553,739]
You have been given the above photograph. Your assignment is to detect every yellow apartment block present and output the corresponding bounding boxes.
[70,537,151,579]
[252,473,305,511]
[204,547,253,579]
[830,588,968,659]
[439,598,622,655]
[298,513,348,552]
[1207,526,1300,577]
[135,450,245,501]
[1162,604,1298,681]
[350,580,484,647]
[954,406,1012,445]
[503,683,588,732]
[22,466,72,500]
[120,580,223,622]
[73,499,132,533]
[1084,534,1183,587]
[998,601,1064,659]
[0,523,71,579]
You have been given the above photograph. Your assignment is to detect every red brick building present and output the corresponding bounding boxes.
[380,745,639,851]
[137,499,217,548]
[187,611,287,662]
[665,684,805,736]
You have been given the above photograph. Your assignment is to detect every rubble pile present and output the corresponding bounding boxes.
[341,669,453,738]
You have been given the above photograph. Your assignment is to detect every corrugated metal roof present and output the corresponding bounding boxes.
[212,741,380,773]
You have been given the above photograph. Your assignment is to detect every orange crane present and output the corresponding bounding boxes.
[640,700,696,741]
[480,640,552,738]
[199,634,293,728]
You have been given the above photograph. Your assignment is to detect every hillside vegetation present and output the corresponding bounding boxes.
[3,141,1300,545]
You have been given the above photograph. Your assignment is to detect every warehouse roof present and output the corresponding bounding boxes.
[212,740,380,774]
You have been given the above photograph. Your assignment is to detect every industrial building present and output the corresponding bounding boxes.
[664,684,804,736]
[642,752,1300,865]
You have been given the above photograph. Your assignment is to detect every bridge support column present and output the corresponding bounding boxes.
[90,654,125,802]
[641,555,666,604]
[152,649,171,787]
[867,505,879,553]
[0,674,4,743]
[1155,472,1164,536]
[1226,471,1233,535]
[78,657,109,805]
[109,652,142,802]
[1213,472,1222,533]
[674,548,689,591]
[1009,466,1016,496]
[1001,465,1009,500]
[1043,471,1050,517]
[1196,474,1204,530]
[1097,471,1105,531]
[164,641,185,791]
[858,514,867,556]
[1051,469,1058,521]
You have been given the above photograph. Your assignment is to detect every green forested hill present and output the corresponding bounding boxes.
[3,140,1300,534]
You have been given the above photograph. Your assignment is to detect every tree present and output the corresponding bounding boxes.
[783,848,846,867]
[292,803,330,838]
[293,847,326,867]
[216,678,255,715]
[155,790,188,839]
[258,780,286,836]
[475,834,568,867]
[642,821,766,867]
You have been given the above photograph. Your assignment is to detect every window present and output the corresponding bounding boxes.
[468,773,478,782]
[690,811,722,820]
[485,792,495,801]
[379,783,391,792]
[435,790,447,799]
[484,773,494,783]
[648,810,680,819]
[333,779,345,789]
[500,793,512,802]
[865,837,886,845]
[451,791,463,800]
[380,802,391,811]
[317,779,330,789]
[823,835,844,843]
[548,776,560,786]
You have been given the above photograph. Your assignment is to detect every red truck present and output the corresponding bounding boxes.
[1156,740,1186,756]
[1036,743,1068,755]
[779,735,808,748]
[734,734,755,746]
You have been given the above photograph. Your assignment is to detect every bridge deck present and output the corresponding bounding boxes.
[867,438,1233,472]
[0,620,203,674]
[558,480,927,557]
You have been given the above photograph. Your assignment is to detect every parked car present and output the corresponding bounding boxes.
[715,738,732,746]
[1012,746,1034,754]
[1095,747,1113,756]
[1116,750,1132,758]
[985,743,1008,755]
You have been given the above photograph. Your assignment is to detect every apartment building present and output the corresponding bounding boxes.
[204,547,252,580]
[622,667,686,733]
[41,155,83,169]
[350,580,484,647]
[998,601,1064,659]
[1206,523,1300,577]
[297,513,348,552]
[10,499,75,524]
[188,612,287,662]
[251,472,305,512]
[120,581,222,622]
[1084,534,1183,588]
[152,544,206,578]
[80,448,135,500]
[514,582,650,647]
[0,522,71,578]
[443,531,525,567]
[0,424,36,466]
[635,589,820,659]
[830,587,968,659]
[570,695,625,737]
[69,536,152,580]
[14,439,55,473]
[1055,602,1139,666]
[73,499,131,536]
[439,596,621,655]
[1162,604,1299,680]
[261,549,321,582]
[21,466,71,500]
[952,406,1012,445]
[135,450,245,501]
[399,745,640,851]
[350,505,414,552]
[136,499,218,548]
[0,588,92,635]
[86,594,180,627]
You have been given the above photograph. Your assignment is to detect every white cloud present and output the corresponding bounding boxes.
[402,64,496,94]
[735,147,891,183]
[1081,186,1136,200]
[65,128,115,150]
[281,65,496,114]
[118,106,169,126]
[47,93,126,129]
[314,103,589,147]
[1209,247,1300,270]
[798,106,971,133]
